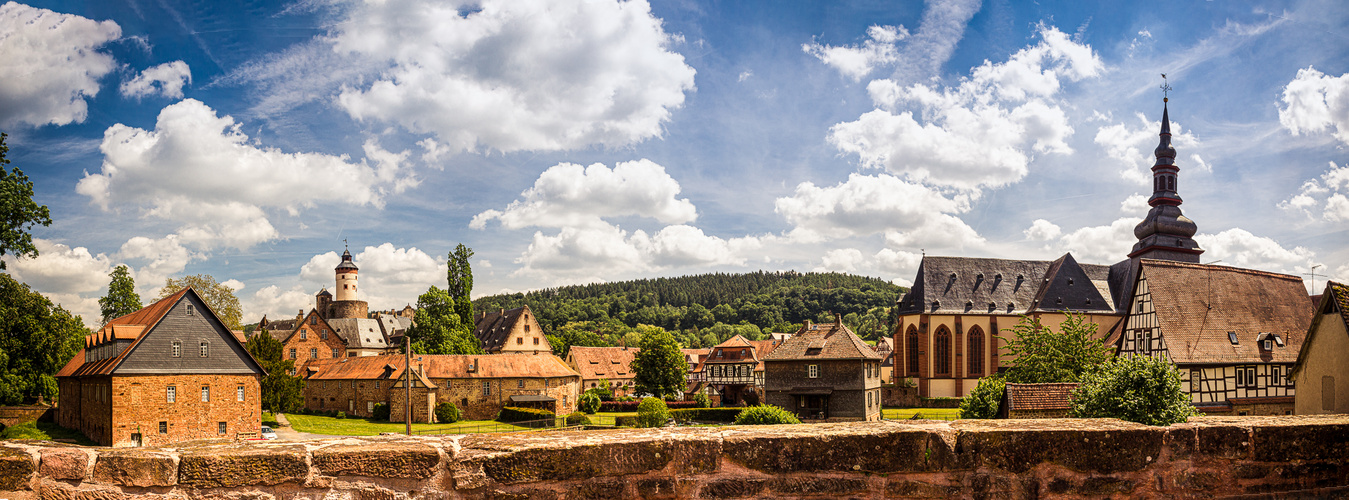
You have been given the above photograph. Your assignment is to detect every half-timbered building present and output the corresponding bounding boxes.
[1116,259,1312,414]
[688,336,780,405]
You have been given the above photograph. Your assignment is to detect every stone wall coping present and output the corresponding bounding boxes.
[0,415,1346,498]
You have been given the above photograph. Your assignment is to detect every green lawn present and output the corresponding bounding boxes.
[883,407,961,420]
[283,413,528,436]
[261,412,280,428]
[0,421,97,445]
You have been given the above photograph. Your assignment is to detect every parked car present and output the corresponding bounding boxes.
[260,426,278,440]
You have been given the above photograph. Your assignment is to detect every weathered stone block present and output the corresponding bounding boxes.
[565,477,625,500]
[699,478,766,499]
[484,488,560,500]
[313,441,439,479]
[633,478,677,499]
[885,479,959,498]
[1196,424,1249,460]
[39,448,91,482]
[1170,470,1222,491]
[768,476,869,495]
[955,421,1162,474]
[1233,463,1270,480]
[722,423,940,473]
[1252,422,1349,462]
[177,444,307,488]
[461,429,719,484]
[91,450,176,487]
[0,445,36,491]
[1161,426,1196,460]
[1077,476,1135,495]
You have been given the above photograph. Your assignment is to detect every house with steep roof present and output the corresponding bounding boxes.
[327,317,392,357]
[565,346,640,397]
[688,335,781,405]
[302,353,580,421]
[998,383,1079,419]
[763,315,884,421]
[266,309,346,374]
[56,288,267,447]
[1117,259,1312,415]
[472,305,551,355]
[1291,282,1349,415]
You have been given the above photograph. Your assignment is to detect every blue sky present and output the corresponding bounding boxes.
[3,0,1347,325]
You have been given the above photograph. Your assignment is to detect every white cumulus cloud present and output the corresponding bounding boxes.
[296,243,445,315]
[1195,228,1314,275]
[0,2,119,128]
[471,159,697,230]
[803,25,908,82]
[774,173,982,250]
[332,0,696,153]
[1024,219,1062,241]
[1094,111,1201,185]
[1279,162,1349,222]
[120,60,192,99]
[1278,66,1349,146]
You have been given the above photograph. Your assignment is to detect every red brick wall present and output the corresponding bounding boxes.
[283,314,347,372]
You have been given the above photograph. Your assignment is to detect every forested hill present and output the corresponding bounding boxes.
[473,271,907,351]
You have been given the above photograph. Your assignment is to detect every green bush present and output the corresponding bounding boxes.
[1070,355,1200,426]
[334,411,347,419]
[435,402,460,424]
[670,408,741,423]
[371,403,390,421]
[694,392,711,408]
[734,404,801,425]
[565,411,590,426]
[497,406,556,423]
[578,392,601,414]
[959,376,1005,419]
[614,415,639,427]
[636,397,669,428]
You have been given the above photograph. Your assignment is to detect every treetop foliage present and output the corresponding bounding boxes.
[406,286,482,355]
[246,330,304,412]
[1070,354,1199,426]
[0,133,53,270]
[99,265,142,324]
[632,327,687,399]
[159,274,243,330]
[0,272,87,405]
[999,313,1113,384]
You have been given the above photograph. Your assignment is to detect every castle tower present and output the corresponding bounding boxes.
[1128,97,1204,263]
[335,249,359,301]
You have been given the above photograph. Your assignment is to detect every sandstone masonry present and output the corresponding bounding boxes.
[2,415,1348,499]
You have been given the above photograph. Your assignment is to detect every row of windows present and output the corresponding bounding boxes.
[166,385,246,402]
[169,340,210,358]
[153,421,229,435]
[906,325,987,376]
[290,347,342,359]
[298,328,329,340]
[514,336,540,345]
[1190,366,1287,389]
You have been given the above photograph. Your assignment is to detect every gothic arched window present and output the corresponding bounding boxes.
[906,325,920,375]
[934,327,951,376]
[968,326,984,376]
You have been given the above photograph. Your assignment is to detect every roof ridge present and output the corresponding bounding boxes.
[1139,259,1303,282]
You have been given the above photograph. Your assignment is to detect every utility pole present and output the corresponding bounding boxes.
[405,334,411,436]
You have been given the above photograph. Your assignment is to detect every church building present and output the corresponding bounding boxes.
[893,97,1313,414]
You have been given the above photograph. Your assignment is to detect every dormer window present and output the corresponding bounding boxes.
[1262,340,1273,351]
[1067,278,1074,285]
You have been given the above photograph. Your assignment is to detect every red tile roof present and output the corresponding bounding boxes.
[1140,259,1313,364]
[566,346,639,379]
[307,353,579,380]
[60,288,191,377]
[1004,382,1079,411]
[763,320,882,361]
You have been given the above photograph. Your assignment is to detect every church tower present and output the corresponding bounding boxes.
[335,249,359,301]
[1128,96,1204,263]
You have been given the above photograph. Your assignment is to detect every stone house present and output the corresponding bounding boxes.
[998,383,1079,418]
[1290,282,1348,415]
[55,288,266,447]
[473,306,552,355]
[763,316,884,421]
[565,346,639,397]
[266,309,346,374]
[303,353,580,422]
[1116,259,1311,415]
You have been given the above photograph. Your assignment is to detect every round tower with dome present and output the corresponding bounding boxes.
[319,247,369,319]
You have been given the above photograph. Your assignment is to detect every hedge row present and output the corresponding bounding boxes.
[670,408,741,423]
[497,406,556,423]
[599,400,700,412]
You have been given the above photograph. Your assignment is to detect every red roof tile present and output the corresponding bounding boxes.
[308,353,579,380]
[566,346,639,379]
[1004,382,1079,411]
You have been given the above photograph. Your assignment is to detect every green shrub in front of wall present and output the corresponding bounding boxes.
[733,404,802,425]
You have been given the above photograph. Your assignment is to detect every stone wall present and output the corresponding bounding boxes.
[0,407,53,428]
[2,415,1348,499]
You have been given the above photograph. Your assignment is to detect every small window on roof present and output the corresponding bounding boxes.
[1228,332,1239,344]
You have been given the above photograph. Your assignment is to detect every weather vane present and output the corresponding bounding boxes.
[1160,73,1171,101]
[343,238,348,250]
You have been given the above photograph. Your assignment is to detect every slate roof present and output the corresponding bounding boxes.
[473,306,532,352]
[1140,259,1313,364]
[1291,281,1349,379]
[567,346,639,379]
[1003,383,1079,411]
[763,320,883,361]
[895,253,1130,316]
[57,288,264,378]
[305,353,578,380]
[262,318,301,341]
[328,318,390,350]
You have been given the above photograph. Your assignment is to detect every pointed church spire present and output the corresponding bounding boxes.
[1129,84,1203,263]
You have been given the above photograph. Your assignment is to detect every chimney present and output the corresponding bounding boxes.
[804,320,812,330]
[834,312,842,325]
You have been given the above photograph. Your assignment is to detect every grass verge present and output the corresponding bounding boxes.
[284,413,527,436]
[0,421,97,445]
[882,407,962,420]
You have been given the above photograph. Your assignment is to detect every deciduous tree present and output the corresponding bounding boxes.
[999,313,1112,384]
[246,331,304,412]
[0,273,86,405]
[406,286,482,355]
[99,265,141,324]
[159,274,243,330]
[632,327,687,398]
[0,133,52,269]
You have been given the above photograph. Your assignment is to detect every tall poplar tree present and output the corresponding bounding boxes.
[99,265,142,324]
[447,244,474,326]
